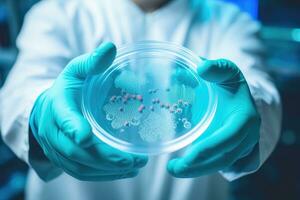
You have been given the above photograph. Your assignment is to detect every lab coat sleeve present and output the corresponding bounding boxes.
[0,1,74,181]
[213,7,282,181]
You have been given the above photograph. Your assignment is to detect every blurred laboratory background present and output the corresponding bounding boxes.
[0,0,299,200]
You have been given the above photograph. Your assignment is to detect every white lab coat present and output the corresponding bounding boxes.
[0,0,282,199]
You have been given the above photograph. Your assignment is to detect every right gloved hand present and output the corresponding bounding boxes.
[29,42,148,181]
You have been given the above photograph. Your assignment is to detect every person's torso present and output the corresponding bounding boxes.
[26,0,247,199]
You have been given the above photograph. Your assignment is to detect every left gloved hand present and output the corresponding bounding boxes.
[29,42,148,181]
[167,59,261,178]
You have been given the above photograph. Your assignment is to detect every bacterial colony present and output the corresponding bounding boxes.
[103,87,193,143]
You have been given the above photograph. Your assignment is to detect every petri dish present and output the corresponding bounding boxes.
[82,41,218,155]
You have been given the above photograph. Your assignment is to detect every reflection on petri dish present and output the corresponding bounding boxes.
[82,41,217,155]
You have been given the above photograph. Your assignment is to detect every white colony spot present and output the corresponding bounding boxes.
[130,117,140,126]
[116,96,122,102]
[110,96,117,102]
[138,109,175,143]
[106,114,114,121]
[124,121,130,127]
[103,99,142,129]
[183,121,192,129]
[111,117,125,129]
[176,108,183,114]
[183,102,190,107]
[150,106,155,112]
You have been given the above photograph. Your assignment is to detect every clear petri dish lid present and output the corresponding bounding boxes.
[82,41,218,155]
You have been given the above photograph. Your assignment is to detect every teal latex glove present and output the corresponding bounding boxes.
[30,42,148,181]
[167,59,261,178]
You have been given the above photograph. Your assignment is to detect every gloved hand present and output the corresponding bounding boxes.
[167,59,261,177]
[30,42,148,181]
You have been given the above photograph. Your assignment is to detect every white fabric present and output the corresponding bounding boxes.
[0,0,281,199]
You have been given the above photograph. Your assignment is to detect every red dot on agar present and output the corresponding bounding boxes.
[138,104,145,113]
[136,95,143,102]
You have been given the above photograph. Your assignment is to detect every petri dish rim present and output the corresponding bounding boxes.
[82,41,218,155]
